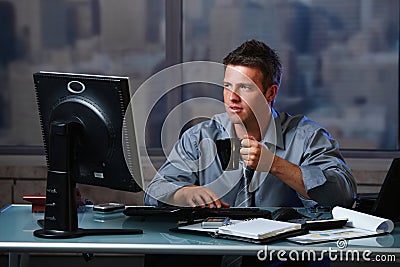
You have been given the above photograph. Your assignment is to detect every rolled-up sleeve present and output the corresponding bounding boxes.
[299,128,357,208]
[144,130,200,206]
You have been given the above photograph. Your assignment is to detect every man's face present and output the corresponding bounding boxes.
[223,65,270,126]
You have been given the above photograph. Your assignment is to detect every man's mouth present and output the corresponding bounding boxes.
[229,106,243,113]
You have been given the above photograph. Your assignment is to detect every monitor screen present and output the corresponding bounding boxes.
[372,158,400,222]
[33,71,143,238]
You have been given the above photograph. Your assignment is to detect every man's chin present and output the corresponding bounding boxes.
[227,114,244,125]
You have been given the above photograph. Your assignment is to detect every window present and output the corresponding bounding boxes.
[0,0,165,151]
[0,0,399,157]
[182,0,399,154]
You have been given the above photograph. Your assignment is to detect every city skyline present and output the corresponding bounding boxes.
[0,0,398,151]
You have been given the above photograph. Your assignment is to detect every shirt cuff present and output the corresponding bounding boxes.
[149,180,194,203]
[299,165,327,192]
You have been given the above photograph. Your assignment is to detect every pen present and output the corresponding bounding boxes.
[222,217,231,226]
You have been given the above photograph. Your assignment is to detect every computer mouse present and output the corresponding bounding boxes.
[271,207,305,221]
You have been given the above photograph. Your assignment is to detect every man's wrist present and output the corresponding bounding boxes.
[172,185,196,205]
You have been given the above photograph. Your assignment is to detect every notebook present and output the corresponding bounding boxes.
[173,218,305,244]
[217,218,302,240]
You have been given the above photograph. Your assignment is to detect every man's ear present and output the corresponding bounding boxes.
[265,85,278,103]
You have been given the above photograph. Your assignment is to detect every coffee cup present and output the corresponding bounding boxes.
[216,138,241,170]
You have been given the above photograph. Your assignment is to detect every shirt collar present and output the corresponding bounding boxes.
[259,108,284,150]
[213,110,285,150]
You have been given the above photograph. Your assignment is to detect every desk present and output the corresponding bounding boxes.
[1,205,399,267]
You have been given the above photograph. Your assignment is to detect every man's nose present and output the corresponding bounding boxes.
[229,89,241,102]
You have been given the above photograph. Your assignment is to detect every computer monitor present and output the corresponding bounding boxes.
[33,71,143,238]
[355,158,400,222]
[371,158,400,222]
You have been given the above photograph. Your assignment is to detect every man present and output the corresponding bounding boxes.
[144,39,356,209]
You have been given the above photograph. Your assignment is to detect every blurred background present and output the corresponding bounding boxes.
[0,0,398,154]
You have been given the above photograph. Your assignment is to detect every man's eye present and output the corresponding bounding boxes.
[224,84,231,89]
[240,85,251,90]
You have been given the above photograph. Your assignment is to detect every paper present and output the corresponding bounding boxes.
[217,218,301,239]
[287,227,380,244]
[331,206,394,233]
[288,206,394,245]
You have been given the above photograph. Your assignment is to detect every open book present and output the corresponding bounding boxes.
[287,206,394,245]
[174,218,304,244]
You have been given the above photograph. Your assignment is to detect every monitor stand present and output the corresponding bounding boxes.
[34,121,142,238]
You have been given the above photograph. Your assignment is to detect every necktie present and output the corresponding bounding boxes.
[221,166,255,267]
[234,166,255,207]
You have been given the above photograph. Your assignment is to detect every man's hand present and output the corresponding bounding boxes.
[241,135,309,198]
[240,135,274,171]
[172,185,230,208]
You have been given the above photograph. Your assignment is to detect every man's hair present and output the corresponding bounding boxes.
[223,39,282,91]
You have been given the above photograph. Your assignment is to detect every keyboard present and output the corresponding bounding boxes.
[123,206,272,220]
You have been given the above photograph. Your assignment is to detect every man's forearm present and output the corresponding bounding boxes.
[270,155,310,199]
[172,185,229,208]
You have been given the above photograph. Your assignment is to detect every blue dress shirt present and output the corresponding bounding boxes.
[144,109,356,208]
